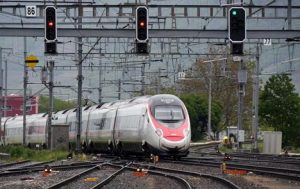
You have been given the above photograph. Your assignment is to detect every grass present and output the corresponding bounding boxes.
[0,146,69,162]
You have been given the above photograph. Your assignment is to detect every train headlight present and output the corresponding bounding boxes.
[155,129,163,137]
[183,128,190,137]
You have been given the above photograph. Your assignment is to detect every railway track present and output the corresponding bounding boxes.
[0,157,240,189]
[102,163,193,189]
[0,160,194,189]
[0,160,31,170]
[0,160,109,176]
[169,158,300,181]
[131,162,240,189]
[188,147,300,167]
[47,162,130,189]
[184,156,300,169]
[189,142,220,154]
[0,153,299,189]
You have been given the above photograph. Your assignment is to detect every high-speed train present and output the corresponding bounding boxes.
[1,94,191,157]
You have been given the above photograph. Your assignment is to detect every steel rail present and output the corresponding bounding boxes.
[14,160,55,169]
[0,160,107,176]
[178,158,300,175]
[89,162,132,189]
[131,162,240,189]
[183,156,300,166]
[106,163,192,189]
[0,160,31,170]
[47,162,108,189]
[164,159,300,181]
[229,152,300,159]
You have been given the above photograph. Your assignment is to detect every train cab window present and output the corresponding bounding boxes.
[154,106,184,121]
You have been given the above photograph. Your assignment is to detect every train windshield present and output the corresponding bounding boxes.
[154,105,184,121]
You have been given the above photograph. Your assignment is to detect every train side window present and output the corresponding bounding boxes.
[93,117,111,130]
[98,119,105,130]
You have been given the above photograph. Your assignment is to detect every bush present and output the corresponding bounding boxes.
[0,145,68,161]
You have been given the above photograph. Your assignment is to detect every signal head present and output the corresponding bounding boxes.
[228,7,246,43]
[45,6,57,41]
[136,6,148,42]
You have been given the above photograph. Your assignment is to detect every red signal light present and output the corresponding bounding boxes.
[139,21,145,28]
[48,21,54,27]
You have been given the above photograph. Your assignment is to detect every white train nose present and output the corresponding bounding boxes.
[159,137,188,151]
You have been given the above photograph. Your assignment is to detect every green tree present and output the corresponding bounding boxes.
[259,74,300,147]
[178,47,254,132]
[210,101,224,139]
[180,94,223,141]
[38,96,77,113]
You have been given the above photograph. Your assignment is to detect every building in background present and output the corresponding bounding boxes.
[2,94,39,117]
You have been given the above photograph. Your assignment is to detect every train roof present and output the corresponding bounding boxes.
[100,95,151,109]
[8,95,181,120]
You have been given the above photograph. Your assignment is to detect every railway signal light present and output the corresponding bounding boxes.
[45,6,57,54]
[136,6,148,42]
[136,6,148,54]
[45,6,57,41]
[228,7,246,43]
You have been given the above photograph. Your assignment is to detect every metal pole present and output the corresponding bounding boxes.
[23,37,27,146]
[288,0,292,30]
[98,48,102,104]
[47,60,54,150]
[4,59,7,118]
[158,68,161,94]
[252,45,260,151]
[237,59,246,149]
[141,62,145,95]
[207,61,212,140]
[76,0,83,153]
[0,48,2,140]
[237,90,242,148]
[2,59,7,145]
[118,79,121,100]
